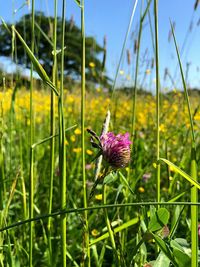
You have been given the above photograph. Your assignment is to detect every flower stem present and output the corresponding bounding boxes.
[154,0,160,206]
[47,0,57,264]
[102,183,120,265]
[59,1,67,266]
[29,1,35,266]
[81,1,90,265]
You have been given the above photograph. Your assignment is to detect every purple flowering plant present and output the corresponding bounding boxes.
[87,129,132,199]
[87,129,131,169]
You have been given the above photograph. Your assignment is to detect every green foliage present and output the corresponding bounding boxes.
[148,207,170,232]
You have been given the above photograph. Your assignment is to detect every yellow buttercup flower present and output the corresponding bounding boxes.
[89,62,95,68]
[74,128,81,135]
[86,149,93,155]
[70,135,76,142]
[138,187,145,193]
[95,194,102,201]
[73,148,82,153]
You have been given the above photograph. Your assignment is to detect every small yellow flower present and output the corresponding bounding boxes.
[138,186,145,193]
[159,123,166,133]
[86,149,93,155]
[64,139,69,145]
[74,128,81,135]
[119,70,124,75]
[95,194,102,201]
[73,148,82,153]
[145,69,151,75]
[70,135,76,142]
[89,62,96,68]
[91,229,99,237]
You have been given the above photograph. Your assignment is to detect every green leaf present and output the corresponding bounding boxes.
[12,26,59,96]
[90,216,139,246]
[148,208,170,232]
[103,172,117,184]
[170,240,191,267]
[160,158,200,190]
[154,251,170,267]
[169,205,184,239]
[152,233,178,267]
[118,171,135,195]
[0,17,11,34]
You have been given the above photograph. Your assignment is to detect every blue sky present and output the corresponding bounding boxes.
[0,0,200,91]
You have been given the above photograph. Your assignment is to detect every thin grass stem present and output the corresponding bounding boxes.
[47,0,57,264]
[59,1,67,266]
[102,184,119,265]
[29,1,35,266]
[110,0,138,101]
[154,0,160,205]
[80,0,90,265]
[170,22,198,267]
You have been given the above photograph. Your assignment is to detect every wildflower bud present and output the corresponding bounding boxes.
[127,49,131,65]
[134,39,138,54]
[69,15,74,31]
[100,132,131,169]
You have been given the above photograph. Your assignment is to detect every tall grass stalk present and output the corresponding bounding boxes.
[29,1,35,266]
[80,0,90,265]
[110,0,138,101]
[47,0,57,264]
[154,0,160,205]
[102,184,119,265]
[131,0,152,138]
[170,22,198,267]
[59,1,67,266]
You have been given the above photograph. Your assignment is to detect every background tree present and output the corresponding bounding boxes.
[0,12,111,86]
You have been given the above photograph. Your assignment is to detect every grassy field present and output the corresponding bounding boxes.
[0,0,200,266]
[0,85,200,266]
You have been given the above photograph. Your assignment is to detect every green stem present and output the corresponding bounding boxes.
[191,149,198,267]
[170,22,198,267]
[102,184,119,265]
[154,0,160,205]
[29,147,34,267]
[131,1,143,139]
[59,1,67,266]
[29,1,35,266]
[1,202,200,233]
[47,0,57,264]
[81,1,90,265]
[110,0,138,101]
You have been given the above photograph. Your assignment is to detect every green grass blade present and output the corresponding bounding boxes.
[12,26,59,96]
[35,21,53,47]
[160,158,200,190]
[81,0,90,265]
[170,21,198,267]
[90,216,139,246]
[152,233,178,266]
[154,0,161,206]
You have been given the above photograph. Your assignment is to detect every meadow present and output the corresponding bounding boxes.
[0,0,200,266]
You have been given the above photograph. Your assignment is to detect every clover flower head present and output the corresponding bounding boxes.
[100,132,131,169]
